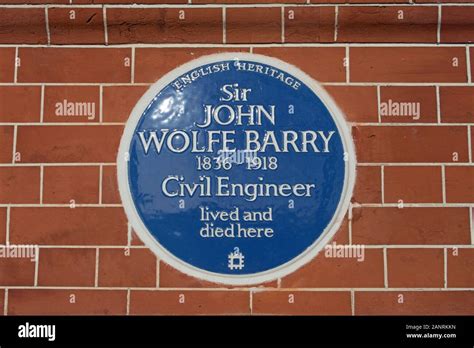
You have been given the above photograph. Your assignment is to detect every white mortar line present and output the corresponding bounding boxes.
[249,291,253,315]
[350,289,355,315]
[103,6,108,45]
[281,6,285,44]
[444,248,448,288]
[377,85,381,123]
[95,248,100,287]
[40,85,45,123]
[4,289,8,315]
[39,165,44,204]
[437,4,441,44]
[383,248,388,288]
[345,45,349,83]
[468,126,473,163]
[441,165,446,204]
[470,207,474,245]
[467,46,472,83]
[126,288,131,315]
[11,125,17,164]
[34,249,40,286]
[436,85,441,123]
[156,258,160,288]
[381,166,385,205]
[99,85,103,123]
[5,206,10,244]
[334,6,339,42]
[45,7,51,46]
[98,164,103,204]
[13,47,18,83]
[222,7,226,44]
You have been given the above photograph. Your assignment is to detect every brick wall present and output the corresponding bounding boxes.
[0,0,473,315]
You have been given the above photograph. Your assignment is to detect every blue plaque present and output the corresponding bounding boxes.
[118,53,356,285]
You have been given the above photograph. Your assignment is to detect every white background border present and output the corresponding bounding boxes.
[117,52,357,285]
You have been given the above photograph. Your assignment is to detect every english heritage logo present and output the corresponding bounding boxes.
[117,53,356,285]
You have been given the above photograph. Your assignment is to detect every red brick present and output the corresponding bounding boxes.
[38,248,96,286]
[388,248,444,287]
[338,6,437,43]
[350,47,467,82]
[380,86,437,123]
[0,48,15,82]
[0,0,66,2]
[8,289,127,315]
[0,208,6,244]
[49,8,105,44]
[0,86,41,122]
[314,0,408,2]
[254,47,346,82]
[226,8,281,43]
[18,48,131,83]
[10,207,128,245]
[471,48,474,82]
[352,166,381,203]
[441,6,474,43]
[76,0,185,3]
[0,126,13,163]
[103,85,148,122]
[330,215,350,245]
[131,230,144,246]
[0,166,40,203]
[284,7,335,43]
[253,291,351,315]
[0,257,35,286]
[135,47,248,83]
[353,126,469,163]
[281,249,384,288]
[44,86,100,123]
[43,166,100,204]
[355,291,474,315]
[102,165,121,204]
[130,290,250,315]
[384,166,443,203]
[159,261,277,289]
[446,166,474,203]
[440,87,474,123]
[352,207,471,245]
[448,248,474,287]
[325,86,378,123]
[99,248,156,287]
[16,125,123,163]
[197,0,302,2]
[0,8,46,44]
[107,8,222,44]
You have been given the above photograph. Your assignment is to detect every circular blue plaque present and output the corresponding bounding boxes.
[118,53,356,285]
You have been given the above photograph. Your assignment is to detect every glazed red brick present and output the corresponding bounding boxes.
[102,165,121,204]
[43,166,100,204]
[355,291,474,315]
[252,291,351,315]
[43,86,100,123]
[380,86,437,123]
[0,257,35,286]
[103,86,149,123]
[9,207,128,245]
[130,290,250,315]
[325,86,378,123]
[440,87,474,123]
[445,166,474,203]
[75,0,186,3]
[387,248,444,288]
[254,47,346,82]
[0,126,13,163]
[353,126,469,163]
[448,248,474,287]
[352,207,471,245]
[18,48,131,83]
[38,248,96,286]
[0,8,46,44]
[8,289,127,315]
[281,249,384,288]
[16,125,123,163]
[338,6,438,43]
[0,166,40,203]
[284,7,335,43]
[441,6,474,43]
[48,8,105,44]
[0,48,15,83]
[135,47,249,83]
[0,86,41,122]
[350,47,467,82]
[226,8,281,43]
[99,248,157,287]
[352,166,382,203]
[107,8,222,44]
[384,166,443,203]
